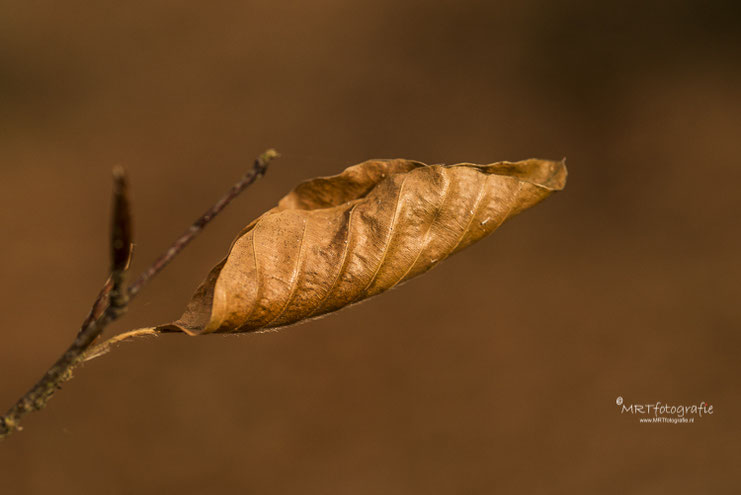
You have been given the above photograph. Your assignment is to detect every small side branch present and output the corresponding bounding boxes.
[127,149,278,298]
[108,166,133,316]
[0,169,133,438]
[0,149,278,439]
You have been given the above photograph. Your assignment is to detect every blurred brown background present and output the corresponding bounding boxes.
[1,0,739,493]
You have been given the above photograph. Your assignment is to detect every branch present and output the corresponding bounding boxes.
[127,149,277,299]
[108,166,133,315]
[0,149,278,440]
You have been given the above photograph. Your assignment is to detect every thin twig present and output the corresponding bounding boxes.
[0,169,134,439]
[108,166,133,315]
[81,278,114,330]
[127,149,278,298]
[0,149,278,439]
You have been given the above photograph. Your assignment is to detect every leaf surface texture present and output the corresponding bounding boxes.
[160,158,567,334]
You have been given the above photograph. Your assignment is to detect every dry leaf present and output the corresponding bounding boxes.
[159,158,566,335]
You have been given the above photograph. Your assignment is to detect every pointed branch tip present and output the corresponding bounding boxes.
[111,165,133,277]
[112,165,127,184]
[261,149,280,161]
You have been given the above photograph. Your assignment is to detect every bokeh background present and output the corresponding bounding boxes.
[1,0,739,493]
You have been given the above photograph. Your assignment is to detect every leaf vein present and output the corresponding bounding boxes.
[358,175,409,298]
[306,203,358,317]
[444,173,489,259]
[392,168,450,287]
[264,218,308,327]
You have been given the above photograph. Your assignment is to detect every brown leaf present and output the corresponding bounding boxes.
[159,158,567,335]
